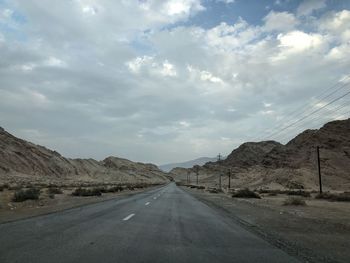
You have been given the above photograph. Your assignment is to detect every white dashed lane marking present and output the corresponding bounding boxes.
[123,213,135,221]
[145,202,150,206]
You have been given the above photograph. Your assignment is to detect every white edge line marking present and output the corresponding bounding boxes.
[153,197,157,199]
[145,202,150,206]
[123,213,135,221]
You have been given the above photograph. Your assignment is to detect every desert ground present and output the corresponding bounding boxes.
[181,184,350,263]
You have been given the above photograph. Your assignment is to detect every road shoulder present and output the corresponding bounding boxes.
[182,186,350,263]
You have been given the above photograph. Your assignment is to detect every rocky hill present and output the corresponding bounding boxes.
[0,127,168,186]
[222,141,281,167]
[171,119,350,191]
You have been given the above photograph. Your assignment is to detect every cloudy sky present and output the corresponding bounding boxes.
[0,0,350,165]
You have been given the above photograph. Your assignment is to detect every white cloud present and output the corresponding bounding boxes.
[263,11,299,32]
[297,0,326,16]
[216,0,235,4]
[205,20,261,52]
[45,57,66,67]
[127,56,177,77]
[319,10,350,34]
[275,31,326,60]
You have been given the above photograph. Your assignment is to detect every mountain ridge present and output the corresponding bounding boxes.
[0,127,168,186]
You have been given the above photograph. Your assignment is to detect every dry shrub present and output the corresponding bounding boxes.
[71,188,102,197]
[316,192,350,202]
[12,188,41,202]
[287,190,311,197]
[232,188,261,199]
[283,197,306,206]
[47,187,63,194]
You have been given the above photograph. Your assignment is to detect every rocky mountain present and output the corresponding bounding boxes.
[159,157,218,172]
[222,141,282,167]
[171,119,350,191]
[0,127,168,186]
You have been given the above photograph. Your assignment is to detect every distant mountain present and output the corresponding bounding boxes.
[0,127,168,186]
[159,157,218,172]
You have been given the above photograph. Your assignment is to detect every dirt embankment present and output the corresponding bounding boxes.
[183,186,350,263]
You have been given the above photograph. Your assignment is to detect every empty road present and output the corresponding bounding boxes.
[0,183,299,263]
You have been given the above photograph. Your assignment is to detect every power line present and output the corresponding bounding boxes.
[265,82,350,140]
[276,101,350,143]
[274,99,350,142]
[253,75,350,141]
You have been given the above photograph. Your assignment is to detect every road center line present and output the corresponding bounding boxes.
[145,202,150,206]
[123,213,135,221]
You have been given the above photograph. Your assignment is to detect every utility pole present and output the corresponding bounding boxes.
[217,153,222,162]
[228,168,231,189]
[317,146,323,194]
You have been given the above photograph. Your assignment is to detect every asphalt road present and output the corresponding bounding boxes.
[0,183,299,263]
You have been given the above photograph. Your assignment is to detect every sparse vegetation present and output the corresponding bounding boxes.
[71,187,102,197]
[287,190,310,197]
[12,188,41,202]
[258,189,311,197]
[283,197,306,206]
[232,188,261,199]
[47,187,63,195]
[315,192,350,202]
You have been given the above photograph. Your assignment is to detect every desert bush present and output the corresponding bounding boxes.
[232,188,261,199]
[287,190,310,197]
[316,192,350,202]
[197,186,205,190]
[207,187,222,193]
[47,187,63,195]
[12,188,41,202]
[0,185,4,192]
[283,197,306,206]
[268,192,277,196]
[71,188,102,197]
[108,186,124,192]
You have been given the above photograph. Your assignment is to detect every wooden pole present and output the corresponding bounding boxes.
[228,169,231,189]
[317,146,322,194]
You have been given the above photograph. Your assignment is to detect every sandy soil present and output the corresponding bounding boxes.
[182,186,350,263]
[0,185,163,224]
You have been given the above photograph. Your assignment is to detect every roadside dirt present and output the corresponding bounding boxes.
[183,186,350,263]
[0,185,162,224]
